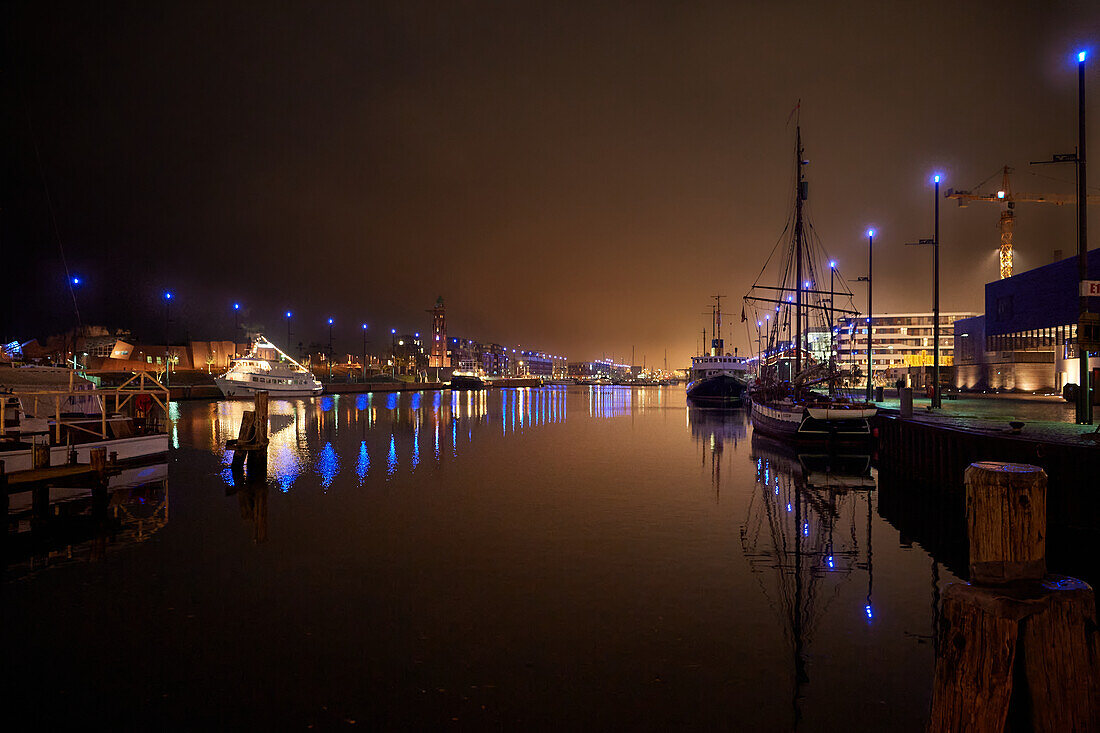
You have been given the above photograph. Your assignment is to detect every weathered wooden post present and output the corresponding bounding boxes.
[900,386,913,417]
[929,462,1100,732]
[253,390,269,446]
[966,462,1046,584]
[89,446,109,533]
[32,440,50,469]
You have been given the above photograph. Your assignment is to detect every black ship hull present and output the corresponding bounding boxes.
[450,375,488,390]
[686,374,747,406]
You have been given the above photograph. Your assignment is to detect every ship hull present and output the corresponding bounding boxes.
[215,378,323,398]
[449,375,488,390]
[686,374,746,405]
[751,400,873,445]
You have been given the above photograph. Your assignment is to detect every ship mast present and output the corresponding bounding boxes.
[795,126,804,377]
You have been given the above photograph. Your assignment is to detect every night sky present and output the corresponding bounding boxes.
[4,1,1099,366]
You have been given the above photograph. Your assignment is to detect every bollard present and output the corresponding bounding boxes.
[965,462,1046,584]
[899,387,913,417]
[253,390,269,447]
[929,462,1100,731]
[32,440,50,469]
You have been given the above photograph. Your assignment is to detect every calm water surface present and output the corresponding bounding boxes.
[7,387,959,730]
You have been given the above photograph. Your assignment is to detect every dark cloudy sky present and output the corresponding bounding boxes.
[4,0,1099,365]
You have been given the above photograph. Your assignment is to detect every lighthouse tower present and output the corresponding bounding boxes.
[428,296,449,368]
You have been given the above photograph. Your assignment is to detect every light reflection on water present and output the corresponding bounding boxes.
[206,387,586,491]
[8,386,964,730]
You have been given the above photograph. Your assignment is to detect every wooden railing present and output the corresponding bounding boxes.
[0,371,170,442]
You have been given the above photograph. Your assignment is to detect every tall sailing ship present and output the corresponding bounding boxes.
[743,121,876,444]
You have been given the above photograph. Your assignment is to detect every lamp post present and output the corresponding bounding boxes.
[285,311,293,351]
[932,176,942,408]
[164,291,173,387]
[391,328,397,378]
[233,302,240,336]
[866,230,875,402]
[828,261,837,394]
[1077,49,1092,424]
[906,175,942,408]
[327,318,334,382]
[361,323,368,381]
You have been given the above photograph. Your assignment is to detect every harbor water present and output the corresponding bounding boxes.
[8,387,963,730]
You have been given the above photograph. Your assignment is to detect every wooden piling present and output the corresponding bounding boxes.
[32,442,50,470]
[965,462,1046,584]
[929,461,1100,731]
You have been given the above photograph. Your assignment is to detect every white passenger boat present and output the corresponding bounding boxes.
[214,336,323,398]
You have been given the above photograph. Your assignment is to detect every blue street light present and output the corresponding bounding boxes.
[932,174,941,184]
[1079,50,1087,63]
[71,276,82,286]
[164,291,173,300]
[362,323,368,330]
[233,302,240,310]
[391,328,396,335]
[866,228,875,238]
[829,261,836,269]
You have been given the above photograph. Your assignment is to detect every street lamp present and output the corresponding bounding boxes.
[232,302,241,335]
[163,291,173,387]
[361,323,369,381]
[391,328,397,378]
[866,229,875,402]
[1076,49,1091,424]
[906,176,943,407]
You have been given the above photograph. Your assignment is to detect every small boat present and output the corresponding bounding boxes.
[686,296,749,405]
[215,336,322,398]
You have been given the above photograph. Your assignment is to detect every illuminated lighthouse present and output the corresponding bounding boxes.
[428,296,449,368]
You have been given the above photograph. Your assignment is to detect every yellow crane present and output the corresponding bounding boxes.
[945,165,1100,279]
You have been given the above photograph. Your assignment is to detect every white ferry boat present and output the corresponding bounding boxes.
[215,336,322,398]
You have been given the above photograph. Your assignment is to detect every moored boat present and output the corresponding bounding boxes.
[215,336,322,398]
[742,120,875,444]
[686,296,749,405]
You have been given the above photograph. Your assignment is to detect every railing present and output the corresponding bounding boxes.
[0,371,170,443]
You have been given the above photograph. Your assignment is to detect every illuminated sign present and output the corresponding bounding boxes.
[1081,280,1100,297]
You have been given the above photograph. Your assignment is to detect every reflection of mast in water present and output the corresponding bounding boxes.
[687,405,748,500]
[740,434,875,729]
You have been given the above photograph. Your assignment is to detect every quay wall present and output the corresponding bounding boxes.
[167,378,545,400]
[873,414,1099,555]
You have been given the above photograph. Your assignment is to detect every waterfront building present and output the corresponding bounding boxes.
[478,343,511,376]
[953,248,1100,393]
[835,312,976,383]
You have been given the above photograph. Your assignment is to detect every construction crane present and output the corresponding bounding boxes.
[945,165,1100,279]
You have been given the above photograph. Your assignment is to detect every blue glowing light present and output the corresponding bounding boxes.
[164,291,173,300]
[827,556,835,569]
[320,396,334,412]
[933,174,941,184]
[865,604,874,620]
[71,276,82,285]
[233,302,240,310]
[388,434,398,475]
[327,318,334,325]
[829,260,836,269]
[1079,50,1087,63]
[867,228,875,238]
[286,311,292,318]
[786,503,792,512]
[355,394,369,411]
[356,441,370,482]
[757,321,762,327]
[803,281,811,288]
[317,442,339,489]
[362,323,368,330]
[391,328,396,334]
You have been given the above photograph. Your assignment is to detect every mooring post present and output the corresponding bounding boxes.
[32,440,50,469]
[899,386,913,417]
[89,446,109,527]
[253,390,269,447]
[965,462,1046,584]
[929,462,1100,732]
